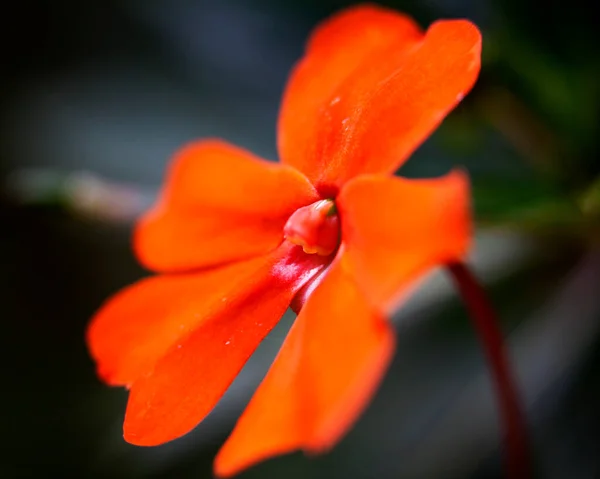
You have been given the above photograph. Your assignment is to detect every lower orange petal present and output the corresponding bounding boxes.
[88,253,280,387]
[120,243,330,446]
[214,257,394,477]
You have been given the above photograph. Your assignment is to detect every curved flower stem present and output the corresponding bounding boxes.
[447,262,531,479]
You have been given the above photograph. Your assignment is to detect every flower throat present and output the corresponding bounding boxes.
[283,199,340,256]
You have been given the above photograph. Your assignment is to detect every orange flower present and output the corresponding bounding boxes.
[87,4,481,477]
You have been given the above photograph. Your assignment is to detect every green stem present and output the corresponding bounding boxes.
[447,262,531,479]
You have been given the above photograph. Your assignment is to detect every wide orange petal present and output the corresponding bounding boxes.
[214,258,394,477]
[135,140,318,272]
[337,171,471,313]
[278,5,481,193]
[89,252,267,387]
[87,242,328,386]
[118,243,330,446]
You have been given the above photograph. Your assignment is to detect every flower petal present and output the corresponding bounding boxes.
[87,242,328,387]
[278,5,481,192]
[117,243,330,446]
[278,4,421,191]
[337,171,471,313]
[135,140,318,272]
[88,251,276,388]
[214,258,394,477]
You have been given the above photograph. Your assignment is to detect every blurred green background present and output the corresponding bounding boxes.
[1,0,599,478]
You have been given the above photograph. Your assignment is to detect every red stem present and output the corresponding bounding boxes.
[447,262,531,479]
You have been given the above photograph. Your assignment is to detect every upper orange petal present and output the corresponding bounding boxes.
[278,5,481,193]
[214,257,394,477]
[135,140,318,272]
[337,171,471,314]
[118,242,330,446]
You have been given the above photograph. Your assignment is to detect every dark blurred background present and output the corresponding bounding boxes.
[1,0,599,478]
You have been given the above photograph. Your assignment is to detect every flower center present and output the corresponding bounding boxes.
[283,199,340,256]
